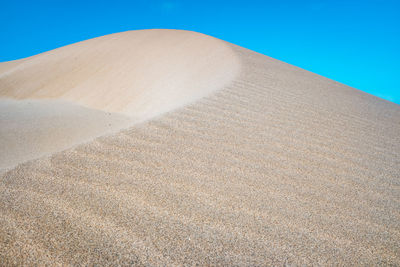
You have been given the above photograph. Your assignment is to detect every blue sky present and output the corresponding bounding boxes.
[1,0,399,104]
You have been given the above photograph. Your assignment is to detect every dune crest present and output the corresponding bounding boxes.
[0,30,240,170]
[0,29,240,119]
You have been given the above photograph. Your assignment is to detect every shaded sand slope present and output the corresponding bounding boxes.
[0,30,239,170]
[0,99,132,171]
[1,40,400,264]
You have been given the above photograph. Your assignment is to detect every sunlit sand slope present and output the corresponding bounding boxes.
[0,30,239,170]
[0,30,239,118]
[1,39,400,265]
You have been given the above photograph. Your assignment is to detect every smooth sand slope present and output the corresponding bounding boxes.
[0,99,132,171]
[0,30,239,171]
[1,30,400,265]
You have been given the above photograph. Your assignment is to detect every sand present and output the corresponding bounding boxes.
[1,30,400,265]
[0,30,239,118]
[0,99,132,172]
[0,29,239,171]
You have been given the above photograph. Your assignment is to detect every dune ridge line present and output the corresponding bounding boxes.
[0,29,241,170]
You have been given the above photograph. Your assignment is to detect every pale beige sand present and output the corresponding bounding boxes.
[0,29,239,118]
[0,30,239,170]
[0,99,132,172]
[1,32,400,265]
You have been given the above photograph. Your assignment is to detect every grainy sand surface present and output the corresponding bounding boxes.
[1,30,400,265]
[0,30,239,170]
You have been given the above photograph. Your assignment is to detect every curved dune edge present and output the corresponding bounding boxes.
[0,29,241,171]
[0,29,241,119]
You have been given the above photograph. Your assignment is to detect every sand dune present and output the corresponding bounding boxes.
[1,30,400,265]
[0,30,239,118]
[0,30,239,170]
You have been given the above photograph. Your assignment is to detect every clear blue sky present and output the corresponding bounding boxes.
[1,0,399,104]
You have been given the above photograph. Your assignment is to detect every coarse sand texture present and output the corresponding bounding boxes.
[0,29,400,265]
[0,30,239,171]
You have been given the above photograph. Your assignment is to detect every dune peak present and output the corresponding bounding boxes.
[0,29,240,120]
[0,30,240,170]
